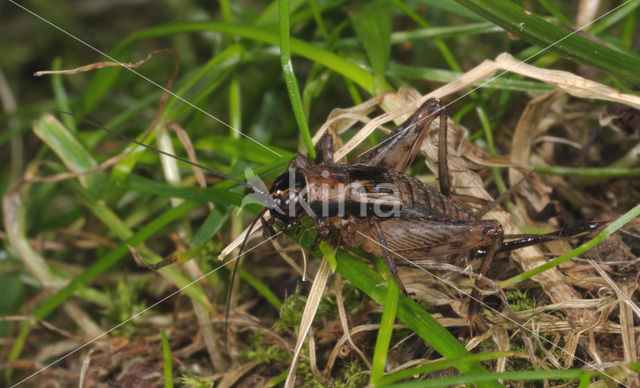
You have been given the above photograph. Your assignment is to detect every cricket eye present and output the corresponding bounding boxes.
[482,226,495,236]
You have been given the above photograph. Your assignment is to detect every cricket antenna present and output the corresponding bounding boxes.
[56,110,266,195]
[224,207,270,346]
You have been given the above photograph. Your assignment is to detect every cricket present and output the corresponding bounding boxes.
[125,97,604,327]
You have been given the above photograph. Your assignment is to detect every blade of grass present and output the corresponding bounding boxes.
[237,267,283,310]
[280,0,315,158]
[536,0,571,26]
[190,204,232,247]
[161,329,174,388]
[350,0,392,94]
[256,0,307,26]
[163,44,244,116]
[50,59,76,132]
[385,369,593,387]
[369,271,399,385]
[454,0,640,83]
[318,240,337,272]
[379,351,515,385]
[588,0,640,35]
[33,114,104,196]
[620,9,638,48]
[307,0,329,41]
[532,165,640,178]
[417,0,486,21]
[476,106,508,198]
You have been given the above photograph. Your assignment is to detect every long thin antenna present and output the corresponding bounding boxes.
[224,207,269,345]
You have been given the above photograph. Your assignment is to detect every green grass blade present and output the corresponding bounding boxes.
[50,58,76,132]
[389,63,554,92]
[164,44,245,115]
[256,0,307,26]
[532,165,640,178]
[195,136,291,165]
[369,272,399,385]
[237,267,283,310]
[280,0,315,158]
[417,0,486,21]
[389,0,462,71]
[307,0,329,41]
[386,369,591,387]
[161,329,174,388]
[454,0,640,83]
[190,204,233,247]
[588,0,640,35]
[536,0,571,26]
[380,352,515,385]
[33,114,104,197]
[350,0,392,93]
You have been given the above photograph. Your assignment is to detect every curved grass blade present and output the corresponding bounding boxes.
[389,63,554,92]
[161,329,174,388]
[33,114,104,196]
[379,351,515,385]
[279,0,314,158]
[369,270,399,385]
[384,369,593,387]
[454,0,640,83]
[349,0,392,94]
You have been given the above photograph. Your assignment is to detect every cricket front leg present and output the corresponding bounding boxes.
[361,98,451,196]
[288,154,314,170]
[315,134,334,164]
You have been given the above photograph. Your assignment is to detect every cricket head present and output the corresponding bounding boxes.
[268,168,307,229]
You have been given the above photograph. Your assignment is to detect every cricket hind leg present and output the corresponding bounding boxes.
[361,98,451,196]
[467,220,605,332]
[467,220,504,333]
[435,100,451,197]
[470,221,607,258]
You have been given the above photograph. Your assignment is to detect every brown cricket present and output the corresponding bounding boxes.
[84,98,603,323]
[237,98,603,321]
